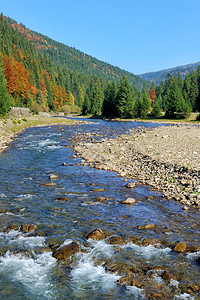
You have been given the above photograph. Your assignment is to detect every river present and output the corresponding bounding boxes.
[0,119,199,299]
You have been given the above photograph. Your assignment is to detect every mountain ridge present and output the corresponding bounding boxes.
[138,61,200,84]
[5,15,148,89]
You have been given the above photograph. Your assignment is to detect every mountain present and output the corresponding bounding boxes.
[138,62,200,85]
[5,16,148,90]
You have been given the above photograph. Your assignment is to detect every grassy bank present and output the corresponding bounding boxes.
[0,115,78,152]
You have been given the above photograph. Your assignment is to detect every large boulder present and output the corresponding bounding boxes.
[86,228,106,240]
[52,242,79,259]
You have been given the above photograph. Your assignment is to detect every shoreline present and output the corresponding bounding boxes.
[73,124,200,210]
[0,115,88,153]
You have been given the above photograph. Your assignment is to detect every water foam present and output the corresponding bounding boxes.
[173,293,195,300]
[8,235,45,248]
[71,240,119,293]
[122,243,171,260]
[126,285,145,299]
[0,251,57,299]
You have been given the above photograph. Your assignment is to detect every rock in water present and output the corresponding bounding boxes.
[138,224,155,230]
[41,182,57,187]
[126,182,135,188]
[21,224,37,233]
[173,242,189,252]
[52,242,79,259]
[49,174,59,179]
[119,198,137,205]
[86,228,106,240]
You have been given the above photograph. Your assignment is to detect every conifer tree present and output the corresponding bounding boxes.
[115,75,132,118]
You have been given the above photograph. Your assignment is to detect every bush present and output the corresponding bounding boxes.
[30,102,42,115]
[59,105,81,115]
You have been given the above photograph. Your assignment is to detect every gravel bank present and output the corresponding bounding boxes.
[74,124,200,209]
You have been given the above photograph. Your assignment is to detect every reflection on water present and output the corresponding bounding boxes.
[0,119,199,299]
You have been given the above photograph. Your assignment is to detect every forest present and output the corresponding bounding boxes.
[0,13,200,120]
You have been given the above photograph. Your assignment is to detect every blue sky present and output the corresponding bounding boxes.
[1,0,200,74]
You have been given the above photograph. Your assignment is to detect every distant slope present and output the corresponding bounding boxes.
[6,16,148,89]
[138,62,200,84]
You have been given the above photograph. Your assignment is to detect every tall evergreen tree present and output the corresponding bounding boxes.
[91,77,104,115]
[115,75,132,118]
[102,80,117,118]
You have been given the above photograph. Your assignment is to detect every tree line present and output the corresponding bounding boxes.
[1,13,200,120]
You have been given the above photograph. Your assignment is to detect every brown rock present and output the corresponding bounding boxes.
[86,228,106,240]
[57,197,69,201]
[41,182,57,187]
[91,188,105,192]
[109,236,125,245]
[21,224,37,233]
[49,174,59,179]
[138,224,155,230]
[126,182,135,188]
[95,197,108,202]
[161,270,177,281]
[119,198,137,205]
[146,288,165,299]
[52,242,79,259]
[61,162,67,166]
[173,242,189,253]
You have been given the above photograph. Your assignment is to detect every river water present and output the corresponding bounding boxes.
[0,119,199,299]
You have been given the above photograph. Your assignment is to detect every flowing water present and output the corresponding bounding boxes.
[0,119,199,299]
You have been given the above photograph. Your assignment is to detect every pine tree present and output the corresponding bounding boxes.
[151,100,161,117]
[0,60,11,116]
[91,77,103,115]
[140,91,150,118]
[115,76,132,118]
[102,80,117,118]
[82,94,91,115]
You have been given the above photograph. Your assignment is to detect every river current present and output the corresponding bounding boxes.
[0,119,199,299]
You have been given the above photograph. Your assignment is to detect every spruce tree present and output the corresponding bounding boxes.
[115,76,132,118]
[82,94,91,115]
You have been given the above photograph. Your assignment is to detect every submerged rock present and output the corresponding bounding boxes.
[91,188,105,192]
[21,224,37,233]
[108,236,126,245]
[41,182,57,187]
[138,224,155,230]
[86,228,106,240]
[52,242,79,259]
[161,270,177,281]
[57,197,69,201]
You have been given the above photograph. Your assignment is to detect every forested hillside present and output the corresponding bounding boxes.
[5,16,147,89]
[138,62,200,84]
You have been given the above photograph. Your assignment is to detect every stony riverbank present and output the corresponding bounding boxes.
[0,115,88,153]
[74,124,200,209]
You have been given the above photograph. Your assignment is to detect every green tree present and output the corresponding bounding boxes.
[151,100,161,117]
[0,61,11,116]
[140,91,150,118]
[91,77,104,115]
[115,76,132,118]
[82,94,91,115]
[102,80,117,118]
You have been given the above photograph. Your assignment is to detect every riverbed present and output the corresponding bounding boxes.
[0,119,199,299]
